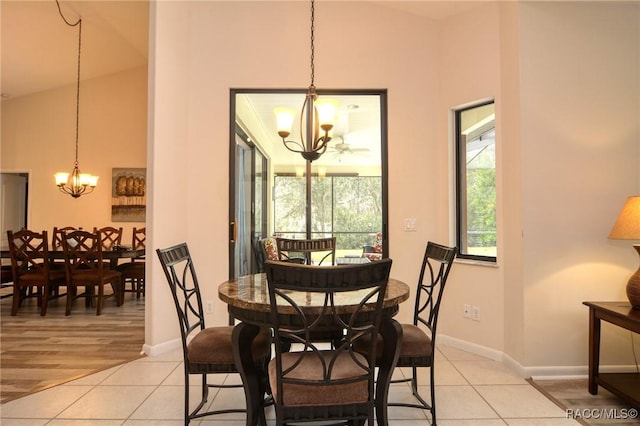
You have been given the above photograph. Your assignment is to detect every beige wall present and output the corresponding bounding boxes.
[3,0,639,374]
[1,66,148,241]
[149,1,639,373]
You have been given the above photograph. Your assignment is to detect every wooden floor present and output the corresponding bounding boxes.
[0,287,145,403]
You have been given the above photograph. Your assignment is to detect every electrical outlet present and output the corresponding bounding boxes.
[463,304,471,318]
[206,301,214,314]
[472,306,480,321]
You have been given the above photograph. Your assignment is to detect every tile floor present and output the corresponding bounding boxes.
[0,344,578,425]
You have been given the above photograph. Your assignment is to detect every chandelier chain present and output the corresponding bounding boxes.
[309,0,315,88]
[56,0,82,167]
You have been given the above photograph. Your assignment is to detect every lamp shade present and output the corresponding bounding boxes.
[608,195,640,240]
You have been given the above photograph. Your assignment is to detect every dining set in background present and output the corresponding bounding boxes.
[2,226,145,316]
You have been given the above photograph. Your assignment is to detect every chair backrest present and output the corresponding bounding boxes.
[276,237,336,265]
[93,227,123,250]
[132,227,146,250]
[413,241,457,344]
[156,243,205,347]
[52,226,81,250]
[264,259,392,406]
[7,229,52,278]
[62,230,108,276]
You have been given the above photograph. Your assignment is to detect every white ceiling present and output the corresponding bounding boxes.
[1,1,484,100]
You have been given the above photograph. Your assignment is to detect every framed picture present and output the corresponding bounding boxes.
[111,168,146,222]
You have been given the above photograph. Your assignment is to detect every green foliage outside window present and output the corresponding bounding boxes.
[274,176,382,251]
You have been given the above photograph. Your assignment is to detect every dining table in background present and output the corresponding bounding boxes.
[218,272,410,426]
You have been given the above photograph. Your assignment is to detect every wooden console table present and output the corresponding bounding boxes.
[583,301,640,408]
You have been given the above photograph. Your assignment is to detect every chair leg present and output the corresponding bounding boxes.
[96,284,104,315]
[39,284,50,316]
[65,286,74,315]
[11,285,20,316]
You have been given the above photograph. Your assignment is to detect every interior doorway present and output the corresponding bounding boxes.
[1,172,29,250]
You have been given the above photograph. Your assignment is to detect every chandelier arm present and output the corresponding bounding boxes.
[282,139,307,154]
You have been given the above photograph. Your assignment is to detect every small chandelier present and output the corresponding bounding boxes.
[275,0,336,162]
[54,0,98,198]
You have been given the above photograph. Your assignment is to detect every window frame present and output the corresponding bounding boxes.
[454,99,497,263]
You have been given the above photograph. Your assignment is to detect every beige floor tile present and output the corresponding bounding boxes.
[438,345,495,362]
[101,361,180,386]
[47,420,124,425]
[0,419,49,426]
[0,385,93,419]
[434,385,500,420]
[129,385,203,420]
[57,385,156,419]
[475,384,568,418]
[437,420,509,425]
[452,360,526,385]
[505,419,580,425]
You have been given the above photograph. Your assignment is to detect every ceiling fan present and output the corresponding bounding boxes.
[327,136,370,157]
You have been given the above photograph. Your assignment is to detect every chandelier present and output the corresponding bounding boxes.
[54,0,98,198]
[275,0,336,162]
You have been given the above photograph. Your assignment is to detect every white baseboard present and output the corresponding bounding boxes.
[438,334,504,362]
[436,334,617,380]
[142,338,181,356]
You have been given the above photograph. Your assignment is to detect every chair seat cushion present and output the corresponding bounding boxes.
[399,324,432,358]
[117,262,145,278]
[268,350,370,406]
[353,323,432,360]
[71,269,121,283]
[187,326,271,366]
[17,269,66,283]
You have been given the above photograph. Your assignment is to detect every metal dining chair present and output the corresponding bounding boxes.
[355,241,457,426]
[264,259,393,426]
[276,236,336,265]
[156,242,272,425]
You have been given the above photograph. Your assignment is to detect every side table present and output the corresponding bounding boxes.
[583,301,640,408]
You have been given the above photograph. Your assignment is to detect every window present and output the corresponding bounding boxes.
[274,175,382,257]
[455,101,496,262]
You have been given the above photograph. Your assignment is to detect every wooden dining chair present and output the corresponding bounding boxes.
[51,226,82,273]
[264,258,393,426]
[93,226,123,251]
[52,226,82,251]
[62,230,123,315]
[276,236,336,265]
[117,227,146,298]
[355,241,456,426]
[156,243,272,424]
[7,229,66,316]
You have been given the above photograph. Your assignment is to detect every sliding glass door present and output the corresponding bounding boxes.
[230,89,388,277]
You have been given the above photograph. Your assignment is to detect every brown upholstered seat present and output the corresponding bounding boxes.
[156,242,272,424]
[264,259,393,426]
[7,229,67,316]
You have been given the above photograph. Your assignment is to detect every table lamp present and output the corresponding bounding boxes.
[608,195,640,310]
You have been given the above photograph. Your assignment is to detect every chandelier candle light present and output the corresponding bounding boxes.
[608,195,640,310]
[275,0,337,162]
[54,0,98,198]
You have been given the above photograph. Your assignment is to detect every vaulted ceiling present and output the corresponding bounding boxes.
[1,1,482,100]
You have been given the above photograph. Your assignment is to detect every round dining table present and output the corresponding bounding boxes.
[218,272,410,426]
